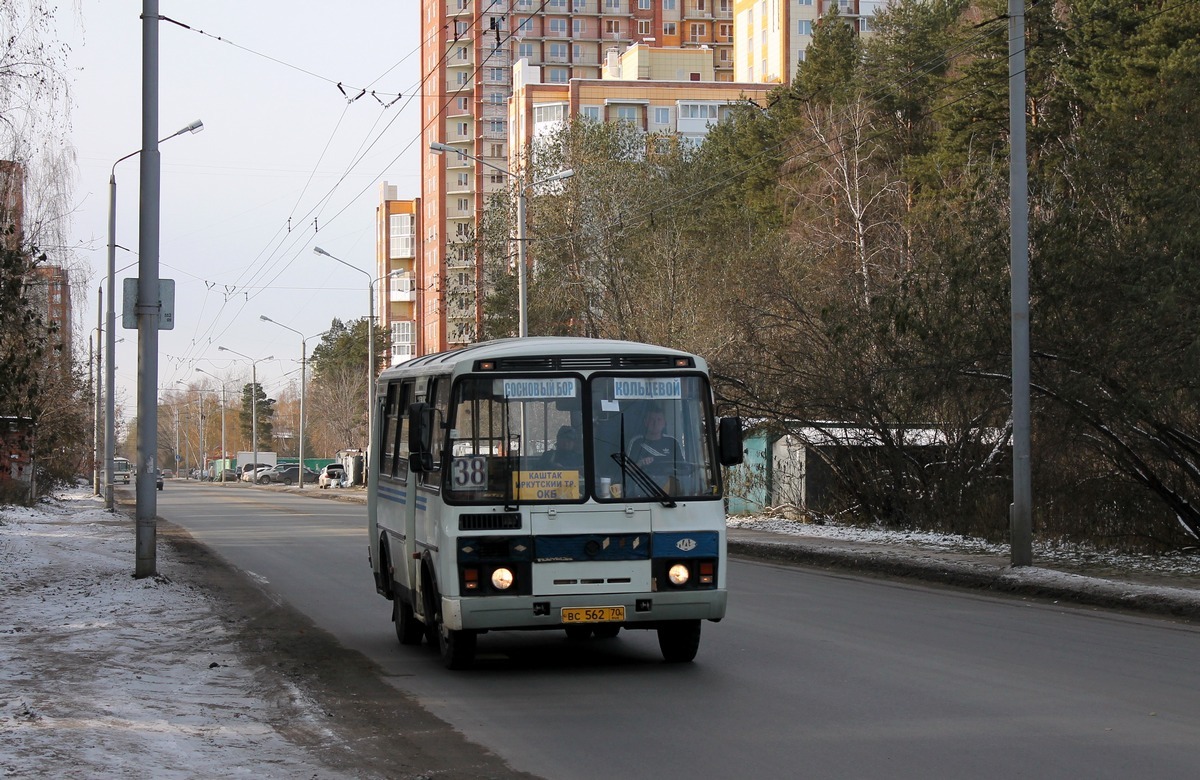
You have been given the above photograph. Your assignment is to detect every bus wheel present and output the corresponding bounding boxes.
[393,597,424,646]
[657,620,701,663]
[593,624,621,639]
[564,625,592,640]
[438,623,476,670]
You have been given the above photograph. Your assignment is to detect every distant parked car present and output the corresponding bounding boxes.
[213,468,238,483]
[318,463,347,489]
[258,465,318,486]
[238,460,270,480]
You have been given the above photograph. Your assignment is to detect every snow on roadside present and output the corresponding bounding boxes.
[0,487,354,779]
[727,513,1200,580]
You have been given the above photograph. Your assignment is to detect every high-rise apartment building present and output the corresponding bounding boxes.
[375,183,420,365]
[733,0,884,84]
[419,1,734,353]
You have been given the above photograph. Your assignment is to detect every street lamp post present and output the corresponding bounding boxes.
[429,141,573,338]
[218,347,272,483]
[196,368,228,483]
[104,118,202,511]
[260,317,327,489]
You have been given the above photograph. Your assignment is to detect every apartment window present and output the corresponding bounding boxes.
[390,213,415,256]
[798,0,813,4]
[457,97,469,111]
[489,91,505,104]
[604,0,620,9]
[489,173,506,185]
[488,67,506,81]
[615,105,638,123]
[535,104,567,122]
[455,21,469,35]
[580,105,601,121]
[457,46,468,61]
[689,23,707,41]
[518,42,535,59]
[605,19,621,35]
[457,198,470,212]
[518,17,533,32]
[697,0,706,10]
[654,106,671,124]
[719,0,731,11]
[456,71,468,85]
[489,119,506,134]
[549,18,567,34]
[798,20,813,35]
[489,143,504,157]
[573,0,589,11]
[638,20,651,35]
[456,121,468,136]
[548,0,566,7]
[639,0,651,7]
[680,103,718,119]
[663,22,677,36]
[663,0,676,9]
[457,172,470,187]
[860,18,873,33]
[718,23,732,40]
[455,222,469,237]
[547,67,569,83]
[549,42,568,59]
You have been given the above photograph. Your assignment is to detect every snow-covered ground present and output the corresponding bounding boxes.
[3,486,1198,777]
[0,487,358,779]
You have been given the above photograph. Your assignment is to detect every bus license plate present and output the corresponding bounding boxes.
[561,606,625,624]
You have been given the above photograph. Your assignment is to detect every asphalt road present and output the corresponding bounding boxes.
[160,482,1200,779]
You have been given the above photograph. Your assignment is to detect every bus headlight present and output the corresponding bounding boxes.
[491,567,515,590]
[668,563,690,586]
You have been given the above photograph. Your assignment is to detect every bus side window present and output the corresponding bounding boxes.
[395,381,412,480]
[419,377,449,487]
[380,382,399,477]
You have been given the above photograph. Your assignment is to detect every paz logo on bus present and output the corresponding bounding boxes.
[676,538,697,552]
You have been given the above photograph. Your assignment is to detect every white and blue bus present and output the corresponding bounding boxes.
[112,456,133,485]
[369,337,743,668]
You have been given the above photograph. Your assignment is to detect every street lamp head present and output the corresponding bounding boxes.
[312,246,331,258]
[218,346,230,353]
[259,315,273,324]
[185,120,204,134]
[430,142,454,154]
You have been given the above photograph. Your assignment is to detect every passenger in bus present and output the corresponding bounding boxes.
[546,424,582,470]
[627,404,680,475]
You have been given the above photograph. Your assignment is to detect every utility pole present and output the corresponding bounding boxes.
[1008,0,1033,566]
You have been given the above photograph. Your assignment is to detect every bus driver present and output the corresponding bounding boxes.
[627,404,680,474]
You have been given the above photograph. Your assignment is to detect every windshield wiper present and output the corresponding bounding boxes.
[611,452,676,508]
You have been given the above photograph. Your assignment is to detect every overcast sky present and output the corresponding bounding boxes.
[62,1,423,421]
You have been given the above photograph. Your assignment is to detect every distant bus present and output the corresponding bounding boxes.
[368,336,744,669]
[112,457,132,484]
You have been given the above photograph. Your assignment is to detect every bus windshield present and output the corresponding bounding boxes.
[444,373,719,504]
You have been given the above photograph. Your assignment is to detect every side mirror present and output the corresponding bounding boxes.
[718,416,744,466]
[408,402,434,473]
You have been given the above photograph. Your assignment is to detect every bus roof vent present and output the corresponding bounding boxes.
[495,357,555,370]
[617,355,679,368]
[459,513,522,531]
[559,356,614,369]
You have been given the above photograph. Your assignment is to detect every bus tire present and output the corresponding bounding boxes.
[564,625,593,640]
[657,620,701,663]
[393,597,424,646]
[438,623,476,670]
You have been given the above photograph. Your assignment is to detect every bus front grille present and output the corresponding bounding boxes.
[459,513,522,531]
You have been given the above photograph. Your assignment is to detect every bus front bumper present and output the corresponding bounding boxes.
[443,589,727,632]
